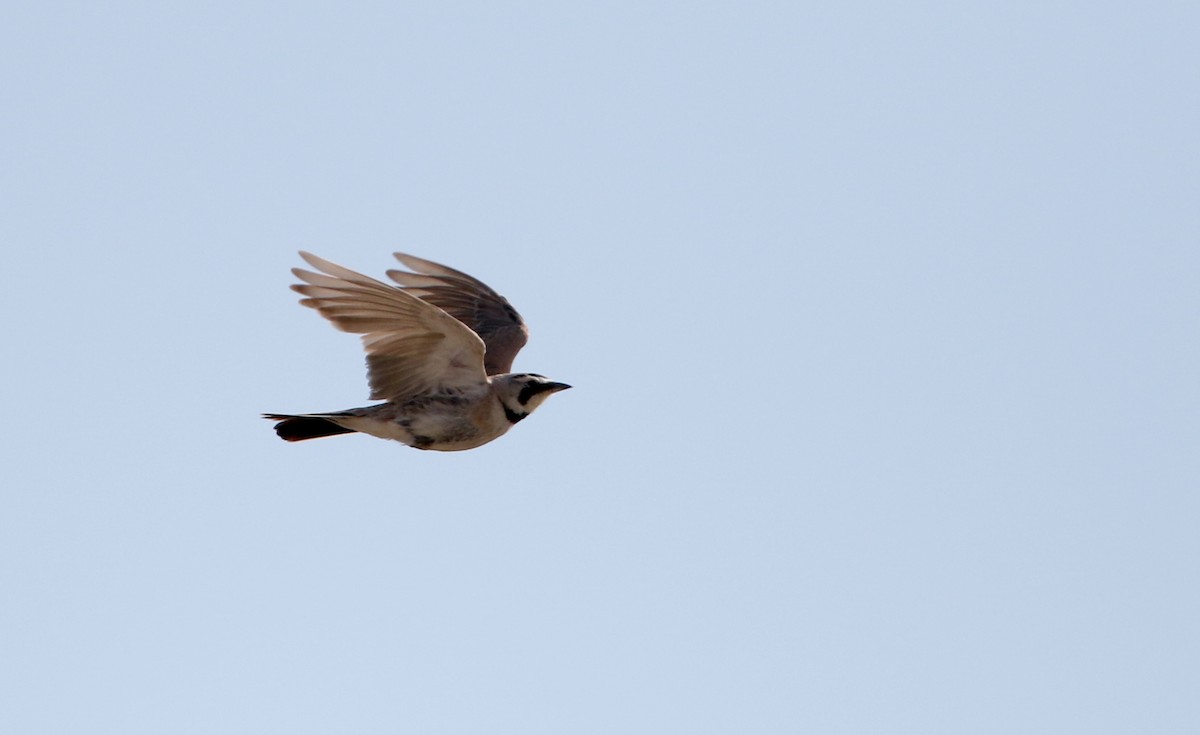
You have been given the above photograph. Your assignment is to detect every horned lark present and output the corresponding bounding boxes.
[264,251,570,450]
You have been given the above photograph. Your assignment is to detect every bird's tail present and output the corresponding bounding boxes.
[263,414,358,442]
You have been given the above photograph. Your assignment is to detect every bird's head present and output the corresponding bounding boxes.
[494,373,572,423]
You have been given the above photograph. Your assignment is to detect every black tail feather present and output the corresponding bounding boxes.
[263,414,357,442]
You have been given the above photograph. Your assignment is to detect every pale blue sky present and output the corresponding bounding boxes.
[2,2,1197,733]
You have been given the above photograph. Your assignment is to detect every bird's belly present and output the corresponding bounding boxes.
[346,400,506,451]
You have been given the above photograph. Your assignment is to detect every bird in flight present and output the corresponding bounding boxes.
[264,251,570,451]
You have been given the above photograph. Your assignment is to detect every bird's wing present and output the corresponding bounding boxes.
[386,253,529,375]
[291,251,489,402]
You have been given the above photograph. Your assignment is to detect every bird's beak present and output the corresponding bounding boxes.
[548,382,572,392]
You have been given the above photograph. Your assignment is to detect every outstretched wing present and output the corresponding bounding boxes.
[291,252,489,402]
[387,253,529,375]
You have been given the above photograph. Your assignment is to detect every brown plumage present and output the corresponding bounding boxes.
[263,251,569,450]
[386,253,529,375]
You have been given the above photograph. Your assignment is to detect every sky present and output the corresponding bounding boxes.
[2,2,1197,733]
